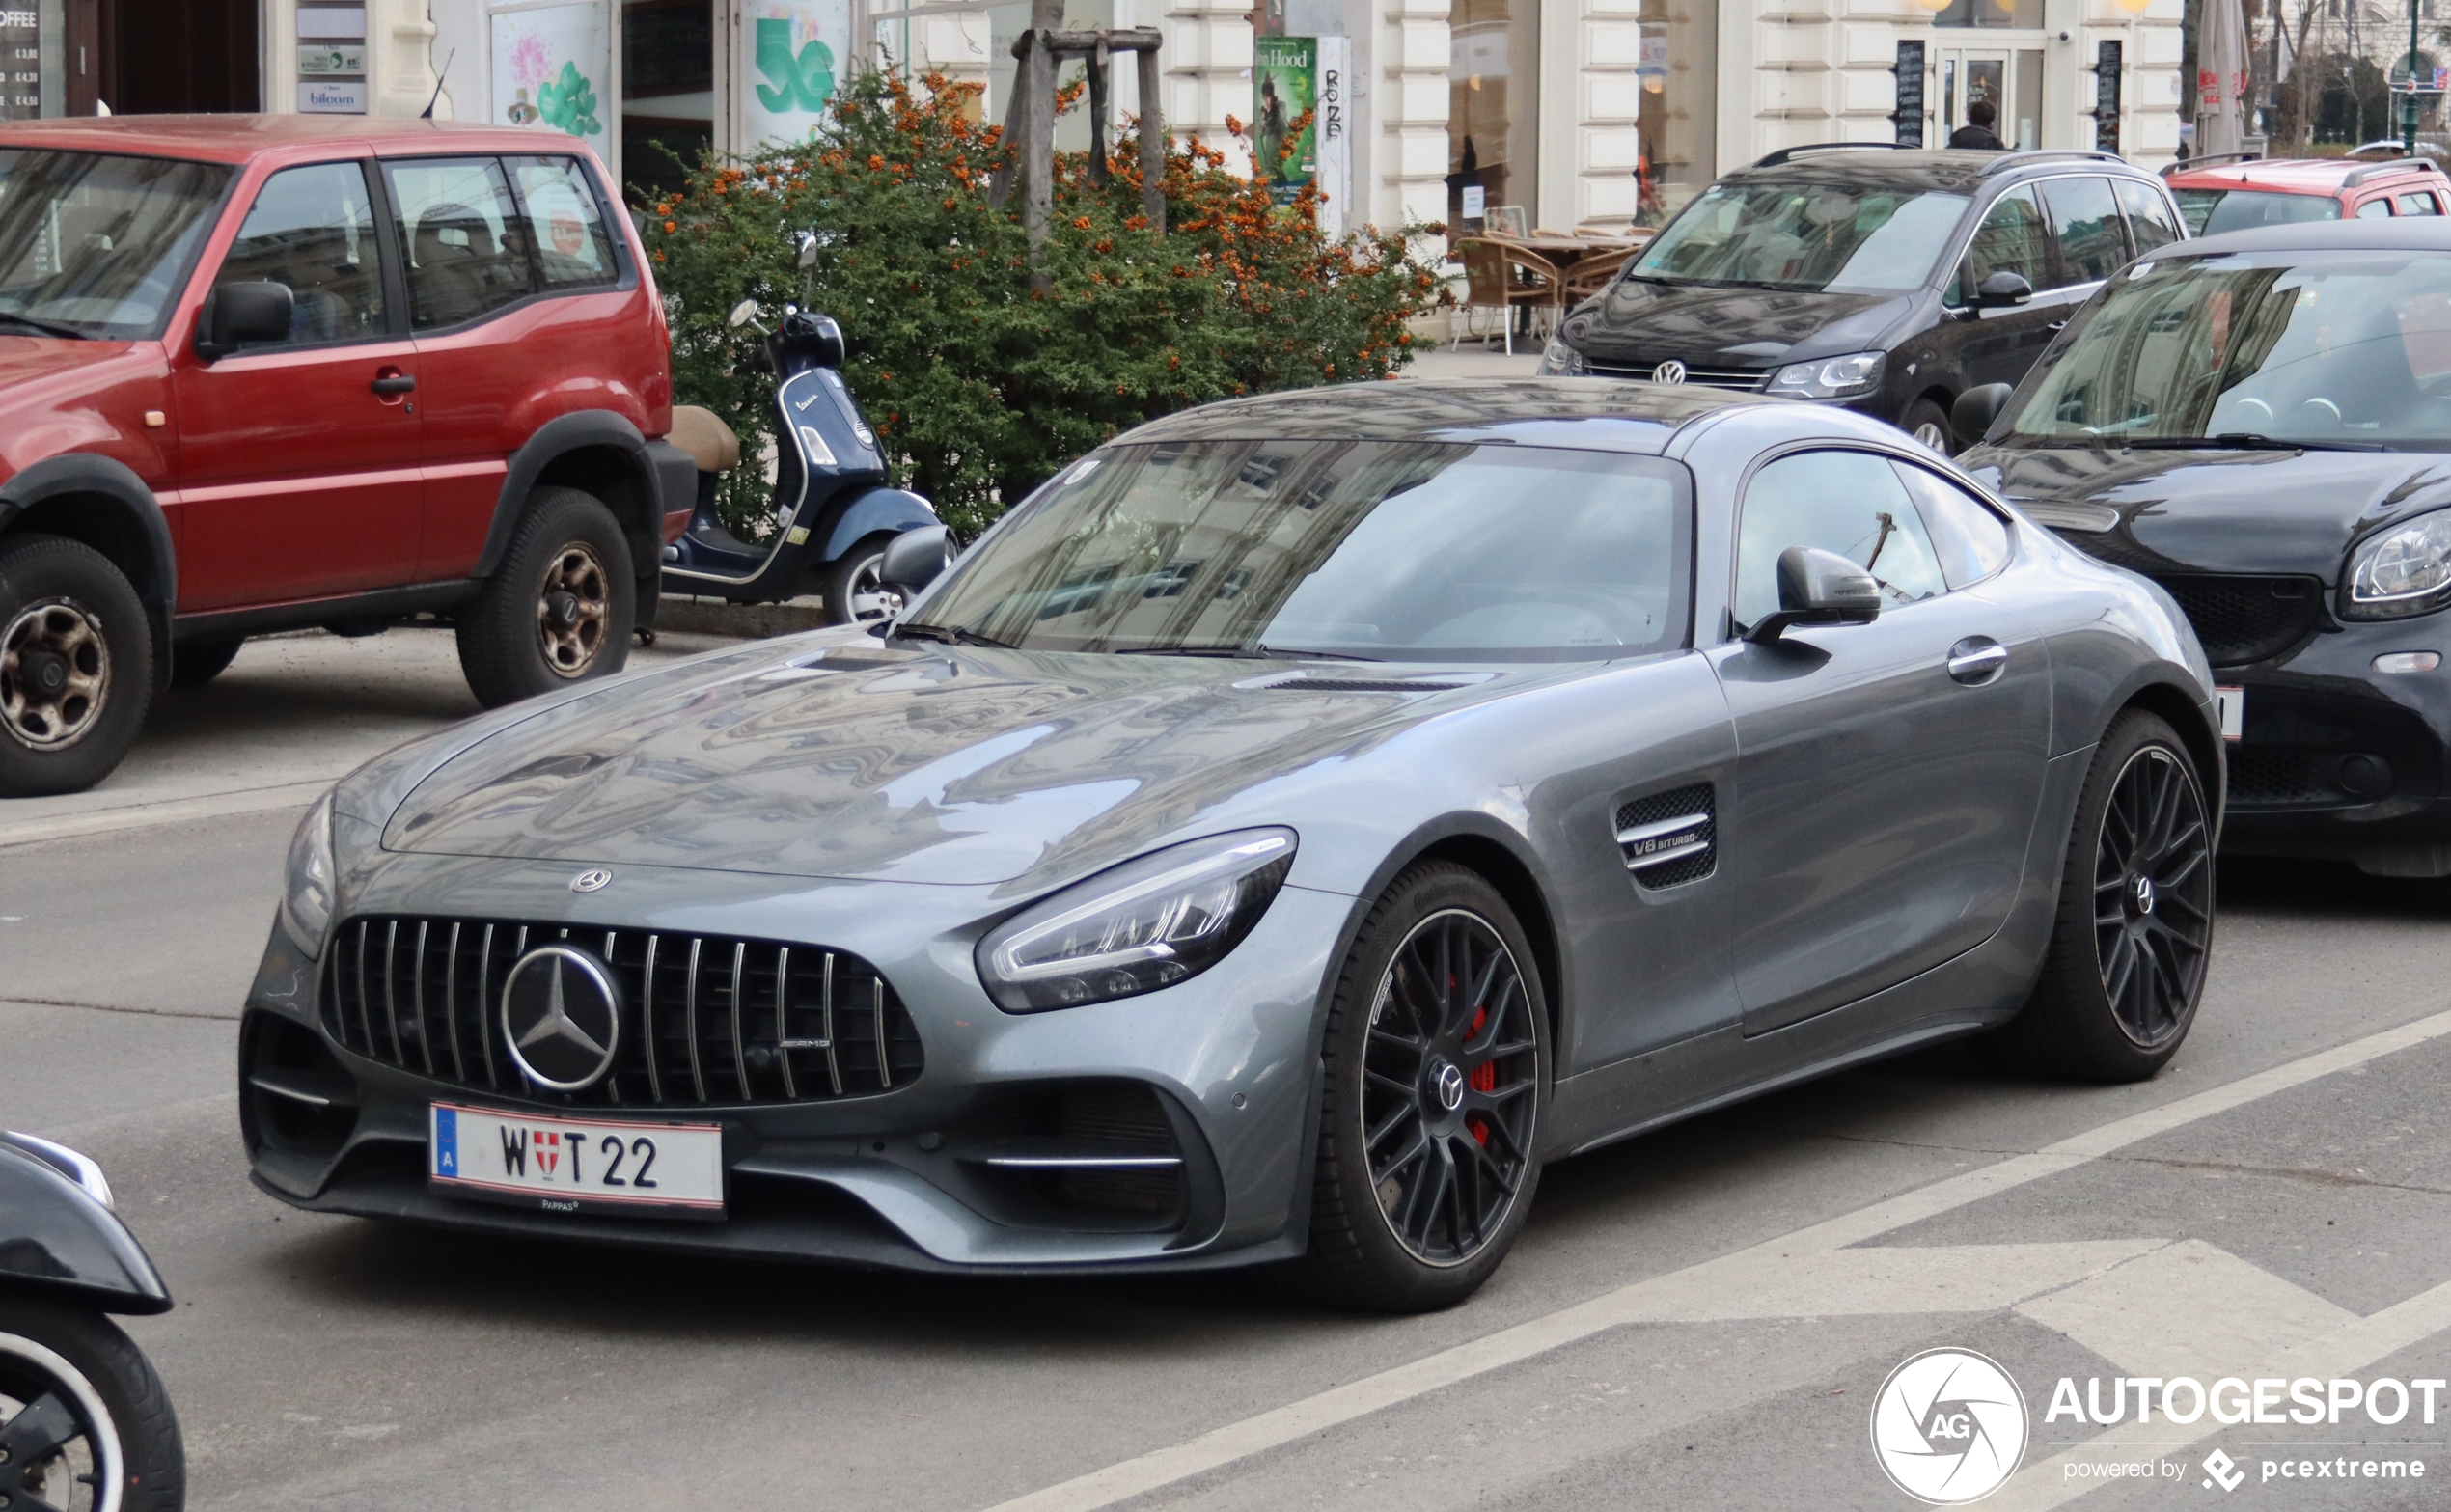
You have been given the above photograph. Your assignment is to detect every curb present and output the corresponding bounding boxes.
[653,596,833,638]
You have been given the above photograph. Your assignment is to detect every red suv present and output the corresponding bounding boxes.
[2166,153,2451,234]
[0,117,690,797]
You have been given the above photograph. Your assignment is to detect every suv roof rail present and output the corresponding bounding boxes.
[1979,149,2128,176]
[2345,158,2450,186]
[1749,141,1914,169]
[2161,151,2262,178]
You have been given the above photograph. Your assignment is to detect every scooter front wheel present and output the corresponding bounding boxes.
[0,1294,183,1512]
[820,533,906,627]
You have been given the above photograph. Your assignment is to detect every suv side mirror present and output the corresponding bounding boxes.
[1952,382,2015,448]
[878,525,953,600]
[195,281,292,360]
[1973,270,2034,309]
[1745,546,1882,645]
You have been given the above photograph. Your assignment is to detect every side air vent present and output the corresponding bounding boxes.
[1614,783,1717,888]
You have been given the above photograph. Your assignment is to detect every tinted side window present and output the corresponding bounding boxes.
[1952,186,2049,303]
[1891,462,2012,588]
[385,156,535,330]
[508,156,620,289]
[215,161,385,347]
[2041,175,2128,287]
[1735,451,1947,628]
[2114,179,2183,255]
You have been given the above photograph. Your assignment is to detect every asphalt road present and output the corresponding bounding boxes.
[4,628,2449,1511]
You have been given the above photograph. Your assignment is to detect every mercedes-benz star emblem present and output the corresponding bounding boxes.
[570,867,613,893]
[2133,874,2156,915]
[500,945,622,1091]
[1432,1060,1467,1113]
[1652,359,1688,385]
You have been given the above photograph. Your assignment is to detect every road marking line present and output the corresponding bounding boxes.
[0,779,333,849]
[978,1005,2451,1512]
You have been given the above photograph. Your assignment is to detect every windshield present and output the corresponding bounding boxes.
[905,440,1694,661]
[1628,180,1970,292]
[2006,250,2451,451]
[0,151,231,339]
[2172,186,2341,236]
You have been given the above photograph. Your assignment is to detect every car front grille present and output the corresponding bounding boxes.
[2149,574,2326,667]
[322,917,923,1109]
[2226,751,2346,806]
[1588,360,1766,392]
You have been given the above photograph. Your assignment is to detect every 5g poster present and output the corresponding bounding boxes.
[744,0,853,148]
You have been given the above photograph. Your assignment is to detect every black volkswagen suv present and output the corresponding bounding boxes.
[1537,146,2188,454]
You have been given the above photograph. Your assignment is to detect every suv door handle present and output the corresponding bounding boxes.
[1947,637,2009,685]
[370,374,417,396]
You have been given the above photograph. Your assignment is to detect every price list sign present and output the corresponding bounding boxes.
[0,8,36,120]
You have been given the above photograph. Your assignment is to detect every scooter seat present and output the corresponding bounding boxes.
[670,404,741,474]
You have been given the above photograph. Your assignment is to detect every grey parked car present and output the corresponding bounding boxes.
[241,381,2222,1310]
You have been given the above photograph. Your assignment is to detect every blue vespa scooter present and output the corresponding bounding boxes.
[660,234,939,623]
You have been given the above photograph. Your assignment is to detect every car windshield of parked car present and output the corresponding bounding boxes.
[0,151,231,339]
[905,441,1693,661]
[1627,180,1970,292]
[2172,186,2342,236]
[2006,249,2451,451]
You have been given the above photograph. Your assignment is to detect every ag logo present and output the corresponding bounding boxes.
[1652,359,1688,385]
[1870,1348,2027,1504]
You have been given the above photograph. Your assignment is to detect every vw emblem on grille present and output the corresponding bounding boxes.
[1651,359,1688,385]
[570,867,613,893]
[500,945,622,1091]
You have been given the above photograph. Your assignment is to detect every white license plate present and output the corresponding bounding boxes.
[429,1103,725,1218]
[2216,685,2245,743]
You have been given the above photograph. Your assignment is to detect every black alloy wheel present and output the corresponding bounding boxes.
[1998,710,2213,1082]
[1297,862,1549,1311]
[0,1296,184,1512]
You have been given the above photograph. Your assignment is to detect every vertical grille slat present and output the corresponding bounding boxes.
[354,921,374,1053]
[729,942,750,1101]
[475,923,499,1089]
[641,934,665,1104]
[381,921,401,1061]
[684,938,707,1103]
[822,952,842,1096]
[443,922,465,1082]
[411,921,433,1074]
[872,977,891,1089]
[774,946,798,1099]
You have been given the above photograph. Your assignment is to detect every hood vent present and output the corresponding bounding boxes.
[1615,783,1717,889]
[1263,677,1470,694]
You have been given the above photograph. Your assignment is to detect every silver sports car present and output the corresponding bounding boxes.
[241,380,2222,1310]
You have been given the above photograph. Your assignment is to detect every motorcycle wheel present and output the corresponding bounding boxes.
[820,533,906,627]
[0,1295,183,1512]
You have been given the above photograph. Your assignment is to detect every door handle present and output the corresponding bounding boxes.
[2046,318,2068,332]
[370,373,416,396]
[1947,636,2009,685]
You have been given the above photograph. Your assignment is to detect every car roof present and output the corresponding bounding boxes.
[2165,156,2448,194]
[0,113,585,165]
[2138,213,2451,261]
[1119,378,1836,455]
[1718,148,2154,195]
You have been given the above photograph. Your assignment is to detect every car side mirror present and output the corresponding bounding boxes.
[1974,270,2034,309]
[1952,382,2016,448]
[1745,546,1882,645]
[878,525,953,601]
[195,280,292,360]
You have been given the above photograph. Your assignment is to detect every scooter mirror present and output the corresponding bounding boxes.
[727,299,760,329]
[796,233,821,269]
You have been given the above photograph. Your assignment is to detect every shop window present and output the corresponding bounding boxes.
[1446,0,1537,232]
[622,0,714,203]
[1934,0,2043,29]
[1632,0,1717,225]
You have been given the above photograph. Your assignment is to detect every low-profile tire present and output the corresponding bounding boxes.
[455,486,635,709]
[168,637,243,690]
[1295,861,1550,1312]
[0,1294,185,1512]
[818,532,905,627]
[0,534,154,798]
[1902,398,1954,455]
[1998,710,2214,1082]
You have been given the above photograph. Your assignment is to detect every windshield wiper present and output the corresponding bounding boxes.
[893,620,1013,648]
[0,312,88,340]
[2125,432,2386,453]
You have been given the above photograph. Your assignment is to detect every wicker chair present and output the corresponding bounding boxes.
[1451,237,1564,356]
[1563,247,1636,302]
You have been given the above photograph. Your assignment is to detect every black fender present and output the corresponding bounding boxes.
[821,486,938,563]
[476,410,666,588]
[0,454,177,691]
[0,1139,171,1316]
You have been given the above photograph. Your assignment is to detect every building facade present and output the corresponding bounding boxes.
[31,0,2183,233]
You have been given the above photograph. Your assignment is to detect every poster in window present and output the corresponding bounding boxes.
[0,7,36,121]
[489,4,608,138]
[744,0,852,149]
[1253,36,1317,207]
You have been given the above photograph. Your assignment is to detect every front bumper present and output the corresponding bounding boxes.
[239,850,1354,1273]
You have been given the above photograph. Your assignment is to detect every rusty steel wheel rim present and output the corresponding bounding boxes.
[534,540,613,678]
[0,595,111,751]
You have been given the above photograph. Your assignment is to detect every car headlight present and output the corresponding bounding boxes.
[976,829,1295,1012]
[1765,350,1886,399]
[1536,336,1590,377]
[279,790,338,957]
[2346,510,2451,619]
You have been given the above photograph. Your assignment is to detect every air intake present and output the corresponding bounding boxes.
[1614,783,1717,888]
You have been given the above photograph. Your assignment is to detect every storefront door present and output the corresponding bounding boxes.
[1937,46,2045,150]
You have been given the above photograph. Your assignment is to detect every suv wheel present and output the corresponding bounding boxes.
[456,487,635,708]
[1903,399,1954,455]
[0,534,154,796]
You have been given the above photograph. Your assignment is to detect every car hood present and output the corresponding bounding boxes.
[1573,280,1914,368]
[1962,445,2451,580]
[382,643,1508,886]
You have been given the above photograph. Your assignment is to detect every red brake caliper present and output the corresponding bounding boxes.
[1463,1003,1494,1144]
